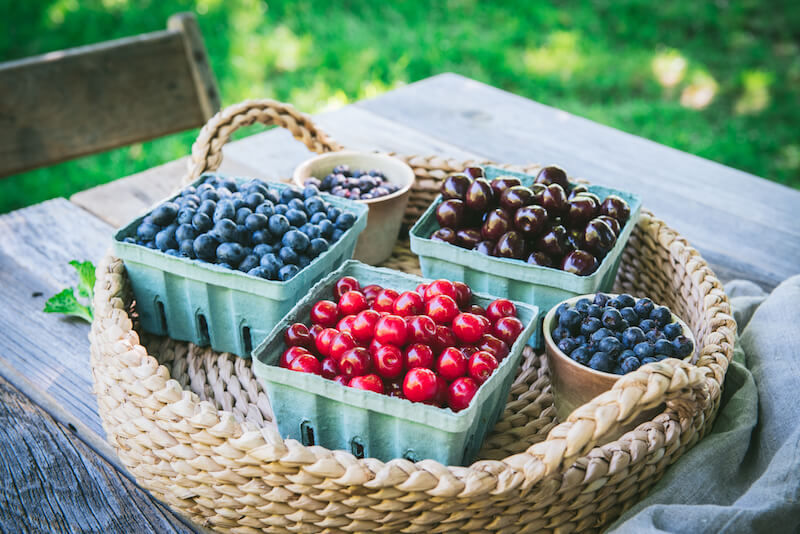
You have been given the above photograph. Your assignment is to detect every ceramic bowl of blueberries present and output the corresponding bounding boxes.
[543,293,696,422]
[293,151,415,265]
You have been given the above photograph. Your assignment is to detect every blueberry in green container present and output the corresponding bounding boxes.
[409,166,641,348]
[252,260,539,466]
[112,174,368,358]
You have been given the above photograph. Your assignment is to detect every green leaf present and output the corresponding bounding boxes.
[43,287,93,323]
[69,260,96,300]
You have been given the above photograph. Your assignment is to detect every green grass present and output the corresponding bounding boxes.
[2,0,799,214]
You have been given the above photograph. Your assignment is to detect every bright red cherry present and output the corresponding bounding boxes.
[288,353,322,375]
[468,304,486,316]
[385,380,404,398]
[468,351,498,383]
[415,283,428,298]
[309,324,324,339]
[373,345,404,379]
[351,309,380,342]
[369,338,386,356]
[374,315,407,346]
[452,313,488,343]
[393,291,423,317]
[405,315,437,345]
[404,343,434,369]
[425,295,459,324]
[437,347,468,381]
[493,316,525,346]
[486,299,517,322]
[448,377,478,411]
[433,376,449,406]
[432,325,458,355]
[453,282,472,310]
[284,323,314,350]
[329,331,357,360]
[280,346,311,368]
[338,291,368,316]
[461,345,478,359]
[372,289,400,312]
[320,357,340,379]
[424,279,457,301]
[315,327,339,357]
[362,284,383,305]
[334,276,361,299]
[336,314,357,336]
[310,300,339,327]
[403,368,438,403]
[338,347,371,378]
[348,374,384,394]
[333,375,349,386]
[477,334,510,361]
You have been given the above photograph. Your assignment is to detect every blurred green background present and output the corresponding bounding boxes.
[2,0,799,214]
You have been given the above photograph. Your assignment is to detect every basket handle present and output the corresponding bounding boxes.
[183,99,342,185]
[507,359,715,487]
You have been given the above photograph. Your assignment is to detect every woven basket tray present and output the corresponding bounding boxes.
[90,100,736,533]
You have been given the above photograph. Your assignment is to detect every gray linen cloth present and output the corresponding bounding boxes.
[610,275,800,533]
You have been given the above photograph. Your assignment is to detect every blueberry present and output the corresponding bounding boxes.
[617,294,636,308]
[620,307,639,326]
[246,192,265,210]
[552,326,571,342]
[245,182,269,198]
[255,201,275,218]
[268,214,290,237]
[590,327,613,343]
[301,224,321,240]
[641,357,659,365]
[653,339,674,358]
[238,254,260,272]
[182,186,197,195]
[331,228,345,242]
[308,237,329,257]
[304,197,326,214]
[216,242,245,267]
[621,356,640,373]
[213,199,236,222]
[219,178,238,192]
[558,309,582,332]
[213,219,238,242]
[622,326,646,348]
[638,319,657,332]
[136,221,160,242]
[196,183,213,194]
[587,304,603,318]
[193,234,219,260]
[198,199,216,217]
[274,204,289,215]
[672,335,694,358]
[303,185,320,199]
[598,336,623,356]
[279,187,302,204]
[179,239,196,258]
[663,322,682,340]
[333,164,350,174]
[298,255,312,268]
[236,225,252,246]
[608,297,624,309]
[155,228,178,251]
[633,342,654,360]
[309,212,327,224]
[619,349,636,362]
[151,202,179,225]
[288,198,306,212]
[318,220,335,239]
[593,293,610,307]
[336,212,356,230]
[554,303,570,321]
[177,209,195,225]
[200,189,219,202]
[251,229,274,245]
[588,351,614,373]
[327,207,342,221]
[557,336,581,355]
[279,264,299,281]
[264,189,280,205]
[579,317,602,338]
[285,208,308,227]
[574,298,591,314]
[253,243,273,257]
[279,246,300,265]
[123,236,136,244]
[244,213,268,231]
[645,329,664,344]
[175,224,197,243]
[259,253,282,278]
[282,229,310,252]
[165,248,181,257]
[235,207,252,225]
[650,306,672,328]
[180,193,200,206]
[571,345,592,364]
[601,308,624,330]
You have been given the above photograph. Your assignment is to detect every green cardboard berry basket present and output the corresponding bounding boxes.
[112,174,368,358]
[252,260,539,466]
[409,165,641,347]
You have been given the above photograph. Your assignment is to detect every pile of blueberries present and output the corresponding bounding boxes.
[304,165,400,201]
[552,293,694,375]
[125,176,357,281]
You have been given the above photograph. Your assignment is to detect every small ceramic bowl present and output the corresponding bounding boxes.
[293,151,415,265]
[543,293,696,422]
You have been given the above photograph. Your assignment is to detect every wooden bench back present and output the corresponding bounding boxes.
[0,13,220,178]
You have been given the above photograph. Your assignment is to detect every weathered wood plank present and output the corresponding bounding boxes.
[357,73,800,289]
[0,13,218,177]
[0,374,196,533]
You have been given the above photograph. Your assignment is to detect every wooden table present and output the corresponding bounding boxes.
[2,74,798,532]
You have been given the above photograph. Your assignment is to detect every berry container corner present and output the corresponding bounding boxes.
[252,260,539,466]
[409,165,641,348]
[111,174,369,358]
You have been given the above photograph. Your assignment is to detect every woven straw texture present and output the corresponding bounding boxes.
[90,99,736,533]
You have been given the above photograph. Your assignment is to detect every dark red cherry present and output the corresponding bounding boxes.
[530,183,547,205]
[430,227,457,244]
[465,178,494,212]
[599,195,631,225]
[566,196,599,228]
[535,166,570,190]
[527,251,554,267]
[456,228,482,249]
[513,205,548,237]
[561,250,599,276]
[568,184,589,200]
[474,240,495,255]
[584,218,617,256]
[542,184,568,216]
[481,209,512,241]
[435,199,465,228]
[441,173,473,200]
[464,166,485,179]
[494,231,526,259]
[596,215,621,235]
[537,225,569,257]
[578,192,602,205]
[566,226,585,250]
[500,185,534,212]
[490,176,522,198]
